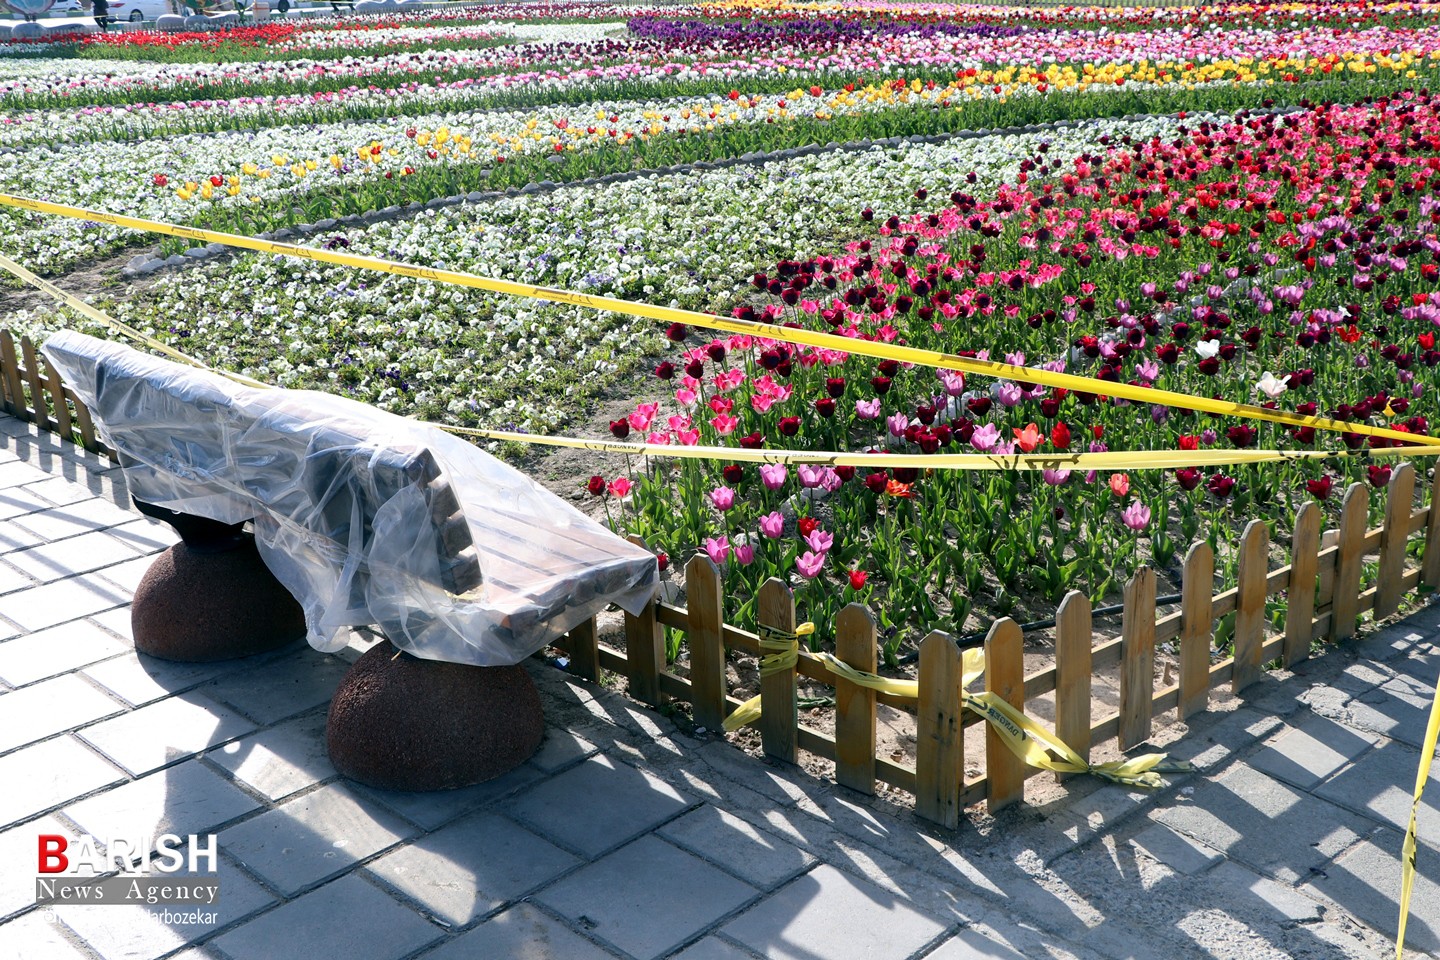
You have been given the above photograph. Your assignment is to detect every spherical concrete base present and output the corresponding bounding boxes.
[327,641,545,791]
[131,540,306,662]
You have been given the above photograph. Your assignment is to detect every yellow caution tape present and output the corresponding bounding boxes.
[1397,671,1440,959]
[745,647,1192,789]
[12,247,1435,473]
[722,622,814,732]
[2,192,1437,451]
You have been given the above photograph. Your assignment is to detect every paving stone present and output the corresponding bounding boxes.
[1129,823,1223,876]
[721,863,949,960]
[219,783,415,896]
[0,486,49,522]
[1155,763,1373,884]
[79,694,256,776]
[0,911,92,960]
[0,673,124,754]
[367,810,579,926]
[0,736,126,827]
[57,861,273,960]
[2,575,129,632]
[0,815,78,918]
[1345,679,1437,749]
[87,607,135,643]
[95,555,159,594]
[213,873,440,960]
[24,476,107,508]
[12,498,137,541]
[1247,713,1379,790]
[198,647,347,725]
[1305,831,1440,954]
[538,835,757,960]
[2,528,145,584]
[671,936,760,960]
[505,753,693,858]
[1207,861,1322,924]
[0,620,127,686]
[65,760,260,858]
[418,902,615,960]
[528,728,599,773]
[659,804,816,889]
[921,928,1028,960]
[0,561,33,597]
[360,762,545,832]
[0,459,50,490]
[84,653,245,707]
[0,519,44,553]
[205,712,335,801]
[1314,740,1440,837]
[102,518,178,555]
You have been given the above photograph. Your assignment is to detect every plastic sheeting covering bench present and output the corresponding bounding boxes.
[43,331,659,788]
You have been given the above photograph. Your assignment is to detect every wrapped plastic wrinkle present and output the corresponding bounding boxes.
[43,331,658,667]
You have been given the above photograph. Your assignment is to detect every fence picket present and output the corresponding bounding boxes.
[916,631,963,829]
[985,618,1025,813]
[758,578,797,764]
[685,555,727,732]
[1376,463,1416,620]
[835,603,877,794]
[1119,567,1157,750]
[1179,542,1214,720]
[1329,483,1369,642]
[1283,502,1321,667]
[42,356,72,443]
[20,337,51,431]
[1232,520,1270,695]
[564,616,600,683]
[1053,591,1091,783]
[623,537,665,707]
[0,331,25,420]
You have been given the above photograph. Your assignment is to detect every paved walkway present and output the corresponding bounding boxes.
[0,414,1437,960]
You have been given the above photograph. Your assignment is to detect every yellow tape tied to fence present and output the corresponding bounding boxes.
[725,640,1190,790]
[1397,674,1440,960]
[2,193,1438,455]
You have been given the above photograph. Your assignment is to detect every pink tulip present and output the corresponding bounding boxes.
[759,511,784,538]
[704,536,730,565]
[795,551,825,579]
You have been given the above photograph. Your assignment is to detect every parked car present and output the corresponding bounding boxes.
[66,0,180,20]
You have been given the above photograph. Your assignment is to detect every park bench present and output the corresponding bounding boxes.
[41,330,659,668]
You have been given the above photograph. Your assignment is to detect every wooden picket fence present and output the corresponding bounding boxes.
[554,466,1440,828]
[3,326,1436,828]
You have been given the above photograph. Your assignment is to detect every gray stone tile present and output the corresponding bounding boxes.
[659,805,816,890]
[921,928,1028,960]
[65,760,261,859]
[360,763,545,832]
[94,555,158,594]
[0,486,49,522]
[0,561,33,597]
[418,902,615,960]
[84,654,244,708]
[1208,861,1322,924]
[528,728,599,773]
[1315,740,1440,837]
[0,815,77,918]
[198,647,346,725]
[1247,714,1379,790]
[1129,824,1223,876]
[57,860,275,960]
[102,519,178,555]
[0,736,126,827]
[1346,679,1436,749]
[213,873,441,960]
[12,498,137,541]
[0,911,92,960]
[1305,831,1440,954]
[3,528,145,584]
[1155,763,1373,883]
[2,575,129,632]
[672,937,759,960]
[0,459,50,490]
[538,835,757,960]
[219,783,415,896]
[79,694,256,776]
[367,810,579,926]
[87,607,135,643]
[0,674,123,754]
[722,864,948,960]
[506,754,693,858]
[24,476,106,508]
[205,712,335,801]
[0,620,127,686]
[0,519,44,553]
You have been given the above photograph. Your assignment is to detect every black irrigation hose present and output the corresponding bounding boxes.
[893,593,1185,665]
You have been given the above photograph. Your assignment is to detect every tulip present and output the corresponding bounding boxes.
[795,551,825,579]
[586,475,605,496]
[704,536,730,565]
[1121,501,1151,532]
[805,529,834,554]
[608,477,633,499]
[1013,423,1042,453]
[735,543,755,566]
[759,511,785,539]
[709,486,735,511]
[1109,473,1130,497]
[848,570,868,590]
[759,464,787,491]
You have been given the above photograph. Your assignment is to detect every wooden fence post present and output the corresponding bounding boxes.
[834,603,877,794]
[985,618,1025,814]
[1329,483,1369,643]
[757,577,797,764]
[1284,502,1320,667]
[1119,567,1156,749]
[685,555,728,732]
[1425,468,1440,590]
[623,536,665,707]
[1376,463,1416,620]
[916,631,963,829]
[0,331,26,420]
[1232,520,1269,695]
[1053,591,1091,783]
[564,617,600,683]
[20,337,51,432]
[1179,541,1214,720]
[42,356,71,443]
